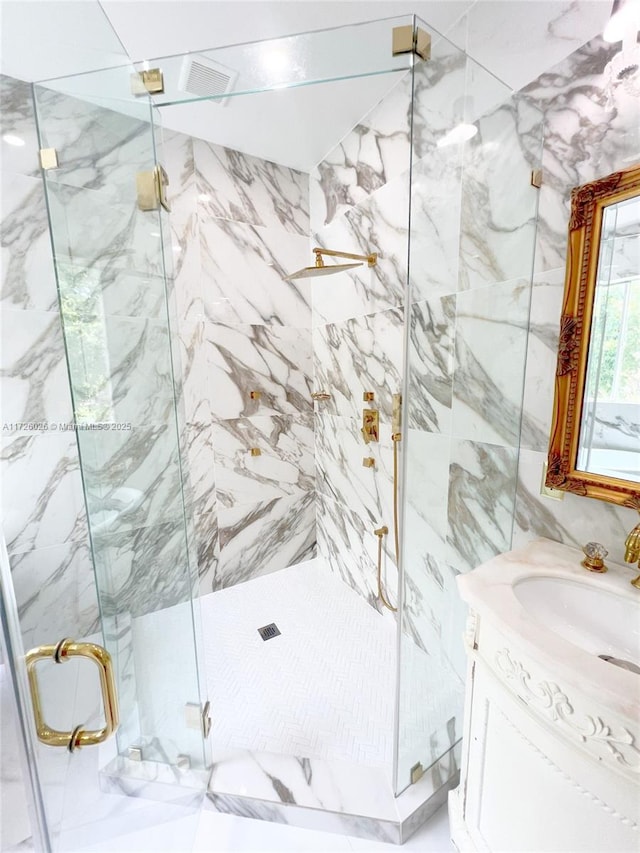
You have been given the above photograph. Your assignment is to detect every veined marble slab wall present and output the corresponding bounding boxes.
[162,129,316,596]
[0,74,100,650]
[310,73,411,622]
[396,48,544,789]
[514,36,640,563]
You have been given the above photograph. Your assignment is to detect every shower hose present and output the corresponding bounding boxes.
[374,435,400,613]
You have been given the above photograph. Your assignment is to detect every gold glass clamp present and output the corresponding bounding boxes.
[25,638,119,751]
[136,164,170,212]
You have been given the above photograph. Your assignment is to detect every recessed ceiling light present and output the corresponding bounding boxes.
[2,134,25,147]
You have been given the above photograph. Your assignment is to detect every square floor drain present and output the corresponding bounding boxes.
[258,623,281,641]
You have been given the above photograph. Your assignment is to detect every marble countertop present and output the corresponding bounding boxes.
[457,537,640,722]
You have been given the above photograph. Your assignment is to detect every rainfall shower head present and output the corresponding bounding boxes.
[284,247,377,281]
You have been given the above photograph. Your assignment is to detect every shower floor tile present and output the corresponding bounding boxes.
[200,559,397,767]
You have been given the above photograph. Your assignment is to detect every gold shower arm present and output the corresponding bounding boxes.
[313,247,377,267]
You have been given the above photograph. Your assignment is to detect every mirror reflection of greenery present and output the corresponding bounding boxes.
[591,279,640,402]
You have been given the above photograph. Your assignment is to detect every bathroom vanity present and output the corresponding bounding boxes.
[449,538,640,853]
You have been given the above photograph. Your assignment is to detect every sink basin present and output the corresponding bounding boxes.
[514,575,640,666]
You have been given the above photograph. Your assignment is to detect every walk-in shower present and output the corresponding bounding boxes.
[1,9,543,849]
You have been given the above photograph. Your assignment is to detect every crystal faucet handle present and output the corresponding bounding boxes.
[581,541,609,573]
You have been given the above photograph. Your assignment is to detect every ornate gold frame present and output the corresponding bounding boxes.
[546,163,640,509]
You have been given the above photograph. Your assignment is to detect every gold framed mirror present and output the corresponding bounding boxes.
[546,163,640,508]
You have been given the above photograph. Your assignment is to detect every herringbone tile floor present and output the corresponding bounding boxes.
[200,559,397,766]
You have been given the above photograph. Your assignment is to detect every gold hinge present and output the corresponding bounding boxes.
[39,148,58,170]
[202,700,212,738]
[410,761,425,785]
[136,164,170,212]
[131,68,164,96]
[531,169,543,189]
[392,25,431,61]
[185,701,212,739]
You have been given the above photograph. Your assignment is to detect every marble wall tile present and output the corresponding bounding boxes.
[195,512,219,597]
[407,296,455,434]
[458,101,541,291]
[521,38,640,276]
[520,267,565,451]
[205,322,313,420]
[46,183,166,279]
[162,130,196,230]
[410,40,467,163]
[309,75,411,231]
[447,439,520,572]
[1,431,88,555]
[314,413,395,547]
[194,138,309,236]
[184,423,216,517]
[514,36,640,564]
[63,315,176,427]
[311,176,409,327]
[514,448,639,568]
[409,151,462,305]
[451,277,532,447]
[0,75,40,177]
[55,259,168,322]
[214,414,314,508]
[178,320,213,426]
[162,130,204,324]
[199,218,311,326]
[315,491,398,622]
[9,540,99,649]
[312,306,404,421]
[216,491,316,589]
[93,520,192,617]
[0,307,73,425]
[80,425,184,536]
[0,172,59,312]
[33,84,153,203]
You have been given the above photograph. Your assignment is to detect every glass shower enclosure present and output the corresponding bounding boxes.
[1,11,542,848]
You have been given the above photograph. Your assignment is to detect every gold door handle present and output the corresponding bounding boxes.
[25,638,119,752]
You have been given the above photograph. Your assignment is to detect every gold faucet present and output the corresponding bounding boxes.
[624,519,640,589]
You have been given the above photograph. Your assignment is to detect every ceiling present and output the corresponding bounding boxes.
[0,0,613,170]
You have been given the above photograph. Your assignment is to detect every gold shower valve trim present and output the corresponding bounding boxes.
[250,390,262,400]
[250,448,262,457]
[362,408,379,444]
[363,457,376,469]
[363,391,375,402]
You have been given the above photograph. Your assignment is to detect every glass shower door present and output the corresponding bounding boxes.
[0,60,211,849]
[396,17,543,794]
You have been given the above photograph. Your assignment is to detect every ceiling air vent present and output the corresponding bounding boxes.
[178,55,237,105]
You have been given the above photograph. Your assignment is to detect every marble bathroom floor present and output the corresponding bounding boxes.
[79,799,453,852]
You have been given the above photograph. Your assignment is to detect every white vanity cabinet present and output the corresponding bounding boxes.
[448,539,640,853]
